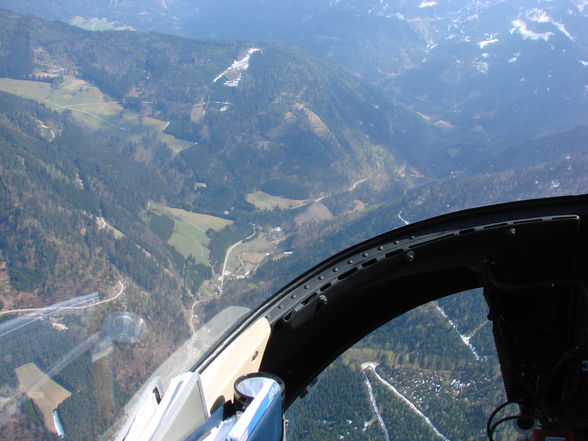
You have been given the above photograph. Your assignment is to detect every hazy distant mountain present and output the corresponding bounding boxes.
[2,0,586,161]
[389,0,588,137]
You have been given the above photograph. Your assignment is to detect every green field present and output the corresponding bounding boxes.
[69,16,134,31]
[150,204,232,265]
[0,77,191,153]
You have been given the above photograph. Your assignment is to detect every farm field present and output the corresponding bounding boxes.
[14,363,71,435]
[0,76,191,153]
[150,204,232,265]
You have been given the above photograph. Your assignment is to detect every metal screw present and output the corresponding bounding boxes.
[405,251,416,262]
[319,294,328,305]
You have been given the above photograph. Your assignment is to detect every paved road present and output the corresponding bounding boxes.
[0,280,125,316]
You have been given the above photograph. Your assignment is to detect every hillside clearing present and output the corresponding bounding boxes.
[246,191,308,210]
[149,204,232,265]
[15,363,71,435]
[151,204,232,232]
[0,77,191,153]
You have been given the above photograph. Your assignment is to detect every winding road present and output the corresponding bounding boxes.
[0,280,125,316]
[313,178,369,203]
[218,226,257,296]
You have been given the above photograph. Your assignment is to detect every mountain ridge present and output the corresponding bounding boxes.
[0,9,436,214]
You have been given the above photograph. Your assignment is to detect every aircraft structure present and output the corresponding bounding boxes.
[118,194,588,441]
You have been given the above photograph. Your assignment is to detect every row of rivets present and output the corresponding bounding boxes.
[276,235,413,316]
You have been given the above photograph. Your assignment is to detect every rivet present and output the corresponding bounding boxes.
[304,284,310,289]
[507,227,516,237]
[393,240,399,245]
[319,294,328,305]
[377,246,383,251]
[278,305,284,309]
[348,259,354,264]
[333,267,339,272]
[291,294,297,299]
[318,275,324,280]
[405,251,416,262]
[362,252,368,257]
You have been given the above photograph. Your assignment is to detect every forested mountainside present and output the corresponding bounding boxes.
[0,91,191,441]
[0,92,171,295]
[0,11,433,441]
[286,288,504,441]
[0,9,438,214]
[235,124,588,303]
[0,4,586,441]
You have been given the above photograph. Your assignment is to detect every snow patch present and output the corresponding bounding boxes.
[53,410,65,438]
[52,322,69,331]
[473,60,489,74]
[37,119,56,141]
[553,21,574,41]
[575,0,588,13]
[75,172,84,190]
[213,48,261,87]
[579,60,588,66]
[363,367,390,441]
[367,366,450,441]
[368,0,391,15]
[510,19,554,41]
[419,1,438,8]
[397,209,410,225]
[522,9,574,41]
[435,303,485,361]
[527,8,551,23]
[478,37,499,49]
